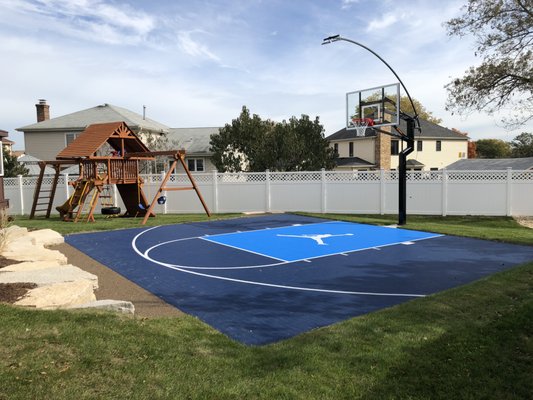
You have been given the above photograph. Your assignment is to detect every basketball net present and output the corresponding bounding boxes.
[350,117,374,137]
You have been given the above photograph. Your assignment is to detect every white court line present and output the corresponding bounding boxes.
[143,236,289,270]
[200,236,287,262]
[131,227,427,298]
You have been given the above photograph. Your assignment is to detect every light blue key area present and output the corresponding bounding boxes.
[202,221,442,262]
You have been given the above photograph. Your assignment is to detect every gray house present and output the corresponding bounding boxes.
[446,157,533,170]
[167,127,219,173]
[17,100,169,161]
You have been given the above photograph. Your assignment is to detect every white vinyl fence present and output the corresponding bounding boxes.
[4,169,533,217]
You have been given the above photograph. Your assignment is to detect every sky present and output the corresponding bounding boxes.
[1,0,531,150]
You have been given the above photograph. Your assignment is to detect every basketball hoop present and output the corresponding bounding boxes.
[350,117,374,137]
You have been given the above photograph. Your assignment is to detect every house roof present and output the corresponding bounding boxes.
[17,154,56,175]
[327,127,375,141]
[17,103,169,134]
[327,118,468,141]
[406,159,425,167]
[335,157,375,168]
[446,157,533,170]
[56,121,151,159]
[167,127,220,155]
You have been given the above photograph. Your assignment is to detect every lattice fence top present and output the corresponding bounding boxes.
[5,169,533,188]
[446,170,508,181]
[513,170,533,181]
[270,172,321,182]
[218,173,266,183]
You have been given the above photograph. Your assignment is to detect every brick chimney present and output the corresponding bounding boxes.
[36,99,50,122]
[374,131,391,170]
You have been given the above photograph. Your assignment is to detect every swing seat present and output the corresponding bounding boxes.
[101,206,121,215]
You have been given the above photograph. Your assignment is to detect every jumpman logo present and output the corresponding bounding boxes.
[276,233,354,245]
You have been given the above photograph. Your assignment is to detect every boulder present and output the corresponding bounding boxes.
[0,265,98,289]
[15,280,96,309]
[27,229,64,246]
[2,260,67,272]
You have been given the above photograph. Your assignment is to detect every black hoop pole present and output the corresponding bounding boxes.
[322,34,420,225]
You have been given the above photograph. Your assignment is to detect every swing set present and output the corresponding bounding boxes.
[30,121,210,224]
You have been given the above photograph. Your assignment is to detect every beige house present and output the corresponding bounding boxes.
[327,118,469,171]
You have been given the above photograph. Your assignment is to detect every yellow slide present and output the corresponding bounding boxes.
[56,179,94,220]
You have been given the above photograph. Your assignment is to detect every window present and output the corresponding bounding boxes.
[436,140,442,152]
[417,140,423,152]
[333,143,339,156]
[187,158,204,172]
[65,133,79,146]
[349,142,354,157]
[391,140,399,155]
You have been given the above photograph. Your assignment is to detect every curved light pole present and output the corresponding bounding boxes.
[322,34,420,225]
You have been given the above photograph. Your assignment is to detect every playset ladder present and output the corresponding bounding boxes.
[99,185,114,208]
[30,162,61,219]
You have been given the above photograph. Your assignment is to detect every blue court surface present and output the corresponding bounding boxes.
[66,214,533,345]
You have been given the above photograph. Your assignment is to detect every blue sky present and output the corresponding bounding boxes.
[1,0,531,150]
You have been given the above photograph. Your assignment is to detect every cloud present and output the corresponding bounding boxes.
[366,12,401,32]
[341,0,360,9]
[4,0,156,45]
[177,30,221,62]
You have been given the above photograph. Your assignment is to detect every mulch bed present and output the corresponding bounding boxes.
[0,255,19,269]
[0,283,37,304]
[0,256,34,304]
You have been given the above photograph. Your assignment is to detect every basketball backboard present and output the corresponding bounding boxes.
[346,83,400,131]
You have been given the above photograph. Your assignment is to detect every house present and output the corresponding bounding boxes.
[1,136,15,154]
[16,100,170,161]
[166,127,219,173]
[16,100,219,174]
[446,157,533,170]
[17,154,56,176]
[327,118,469,171]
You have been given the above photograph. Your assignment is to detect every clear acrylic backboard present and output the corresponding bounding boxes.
[346,83,400,131]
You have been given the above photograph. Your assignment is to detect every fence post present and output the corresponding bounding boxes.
[18,175,24,216]
[113,184,118,207]
[212,170,219,214]
[441,169,448,216]
[321,169,326,213]
[379,169,385,215]
[506,167,512,216]
[63,173,70,202]
[265,169,271,213]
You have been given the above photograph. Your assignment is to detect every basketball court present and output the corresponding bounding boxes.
[65,214,533,345]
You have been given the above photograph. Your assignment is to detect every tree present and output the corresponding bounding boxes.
[267,115,336,171]
[399,96,442,124]
[475,138,511,158]
[444,0,533,129]
[210,106,336,172]
[510,132,533,157]
[3,150,29,177]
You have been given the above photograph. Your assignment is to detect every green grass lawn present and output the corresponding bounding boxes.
[1,214,532,399]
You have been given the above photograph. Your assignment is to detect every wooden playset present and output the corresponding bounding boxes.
[30,121,210,224]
